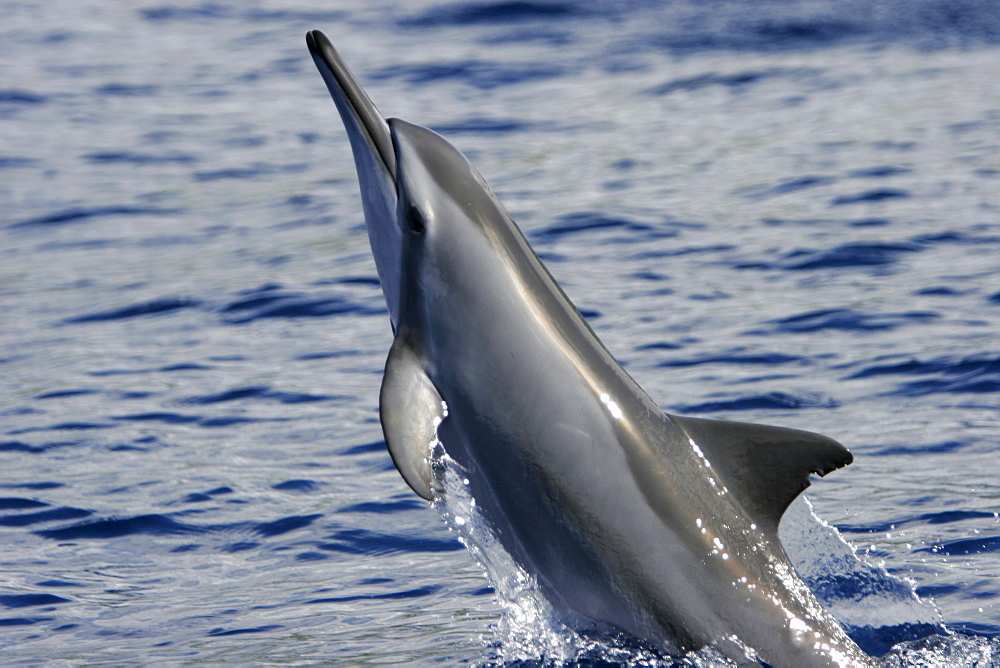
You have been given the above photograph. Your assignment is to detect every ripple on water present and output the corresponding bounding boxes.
[751,308,940,335]
[9,206,181,229]
[846,355,1000,396]
[220,285,384,323]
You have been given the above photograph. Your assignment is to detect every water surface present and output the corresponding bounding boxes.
[2,0,999,664]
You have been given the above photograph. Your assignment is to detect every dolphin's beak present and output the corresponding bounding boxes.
[306,30,396,178]
[307,30,403,328]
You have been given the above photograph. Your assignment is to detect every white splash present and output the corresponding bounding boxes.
[430,453,582,663]
[780,496,945,634]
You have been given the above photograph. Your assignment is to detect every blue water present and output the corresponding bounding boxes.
[2,0,999,664]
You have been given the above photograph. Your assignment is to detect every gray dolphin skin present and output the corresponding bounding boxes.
[306,30,874,667]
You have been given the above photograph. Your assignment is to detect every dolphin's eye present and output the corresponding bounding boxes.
[407,205,426,234]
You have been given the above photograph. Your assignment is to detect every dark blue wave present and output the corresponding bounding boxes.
[0,594,71,609]
[294,350,357,361]
[402,1,583,27]
[776,242,923,270]
[0,482,64,491]
[0,156,39,169]
[895,376,1000,396]
[830,189,910,206]
[35,580,85,588]
[255,514,322,537]
[340,440,386,456]
[918,535,1000,556]
[140,5,236,21]
[336,499,425,514]
[36,514,200,540]
[915,583,961,598]
[197,416,288,428]
[919,510,995,525]
[369,60,563,90]
[430,117,531,135]
[89,363,213,377]
[750,17,867,47]
[34,511,321,542]
[740,174,835,199]
[0,507,93,527]
[809,569,914,605]
[0,498,49,510]
[181,386,336,404]
[141,5,346,22]
[0,90,48,104]
[0,440,66,454]
[0,441,45,454]
[317,528,462,556]
[193,162,307,181]
[0,617,54,627]
[847,623,948,658]
[676,391,836,413]
[323,275,382,287]
[33,389,99,400]
[651,68,816,97]
[64,297,200,323]
[84,151,196,165]
[849,356,985,378]
[629,243,734,261]
[634,340,682,352]
[111,412,202,424]
[178,493,212,504]
[530,212,654,242]
[757,308,938,334]
[849,218,891,228]
[651,1,1000,53]
[394,0,1000,51]
[866,440,966,457]
[848,166,912,178]
[175,486,233,504]
[305,584,442,604]
[221,286,383,322]
[9,206,180,229]
[271,480,319,493]
[916,286,964,296]
[838,509,996,534]
[655,352,807,368]
[946,621,1000,638]
[847,354,1000,396]
[911,230,1000,245]
[95,83,159,97]
[206,624,282,636]
[9,422,114,433]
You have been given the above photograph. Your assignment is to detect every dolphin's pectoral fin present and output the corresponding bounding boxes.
[379,335,446,501]
[668,414,853,536]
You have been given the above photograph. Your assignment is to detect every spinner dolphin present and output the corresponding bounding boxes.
[306,30,873,667]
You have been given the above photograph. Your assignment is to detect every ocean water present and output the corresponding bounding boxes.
[2,0,1000,665]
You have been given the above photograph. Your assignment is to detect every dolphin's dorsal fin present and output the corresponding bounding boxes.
[379,335,445,501]
[668,414,853,536]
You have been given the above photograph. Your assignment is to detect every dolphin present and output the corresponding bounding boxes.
[306,30,874,667]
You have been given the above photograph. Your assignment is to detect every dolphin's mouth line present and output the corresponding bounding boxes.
[306,30,396,177]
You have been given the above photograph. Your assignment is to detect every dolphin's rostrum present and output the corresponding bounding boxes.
[306,30,874,667]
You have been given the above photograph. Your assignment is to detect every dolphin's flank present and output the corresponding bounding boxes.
[305,29,874,667]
